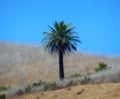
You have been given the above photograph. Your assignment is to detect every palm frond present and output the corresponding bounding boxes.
[41,21,81,54]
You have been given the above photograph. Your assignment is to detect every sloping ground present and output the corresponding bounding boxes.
[9,83,120,99]
[0,42,120,87]
[0,42,120,98]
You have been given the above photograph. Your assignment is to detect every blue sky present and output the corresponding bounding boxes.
[0,0,120,55]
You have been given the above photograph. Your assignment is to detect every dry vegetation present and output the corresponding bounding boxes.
[0,42,120,98]
[10,83,120,99]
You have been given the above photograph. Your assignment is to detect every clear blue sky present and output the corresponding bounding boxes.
[0,0,120,56]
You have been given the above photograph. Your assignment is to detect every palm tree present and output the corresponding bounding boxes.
[42,21,81,80]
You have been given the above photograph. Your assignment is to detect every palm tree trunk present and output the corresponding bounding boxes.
[59,49,64,80]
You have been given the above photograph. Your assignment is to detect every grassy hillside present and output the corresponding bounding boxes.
[0,42,120,87]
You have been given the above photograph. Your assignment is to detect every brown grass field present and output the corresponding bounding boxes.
[0,42,120,99]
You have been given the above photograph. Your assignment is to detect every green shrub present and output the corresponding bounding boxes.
[25,85,32,93]
[0,94,6,99]
[16,85,32,95]
[0,86,9,92]
[32,80,57,91]
[44,82,57,91]
[71,73,81,78]
[80,76,91,84]
[94,62,109,72]
[32,80,46,87]
[32,81,42,87]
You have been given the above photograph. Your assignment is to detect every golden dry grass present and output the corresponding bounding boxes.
[0,45,120,87]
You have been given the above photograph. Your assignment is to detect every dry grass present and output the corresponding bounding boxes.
[0,42,120,97]
[9,83,120,99]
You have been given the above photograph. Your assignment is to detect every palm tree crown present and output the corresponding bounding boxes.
[42,21,81,54]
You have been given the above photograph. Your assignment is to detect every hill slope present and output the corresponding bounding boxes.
[0,42,120,87]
